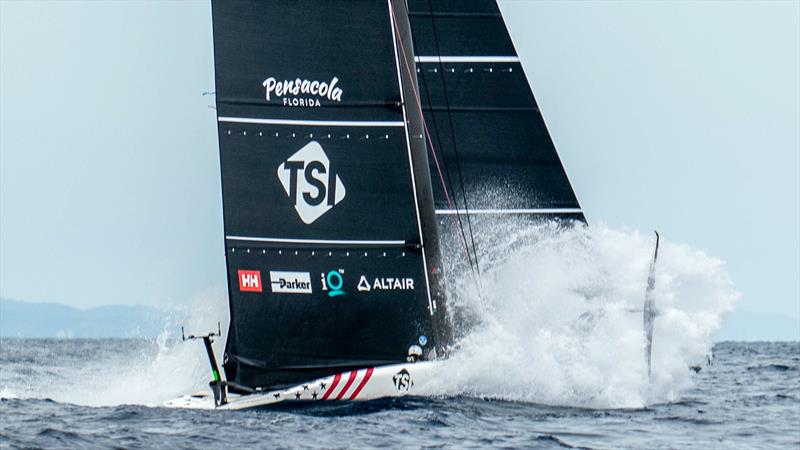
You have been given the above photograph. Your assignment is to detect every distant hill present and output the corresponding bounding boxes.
[1,298,796,341]
[0,298,167,338]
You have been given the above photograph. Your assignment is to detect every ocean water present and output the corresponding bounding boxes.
[0,340,797,449]
[1,224,797,448]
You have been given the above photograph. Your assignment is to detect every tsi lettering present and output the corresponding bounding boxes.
[278,141,346,224]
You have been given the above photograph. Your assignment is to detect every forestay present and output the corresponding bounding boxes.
[211,0,448,391]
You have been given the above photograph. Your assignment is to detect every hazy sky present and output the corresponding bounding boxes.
[1,1,798,333]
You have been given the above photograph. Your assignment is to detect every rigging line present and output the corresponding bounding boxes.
[410,11,478,275]
[388,5,475,274]
[389,3,484,295]
[426,0,481,276]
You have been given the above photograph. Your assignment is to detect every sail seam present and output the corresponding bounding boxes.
[218,117,405,127]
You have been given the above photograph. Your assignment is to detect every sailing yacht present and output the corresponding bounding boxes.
[166,0,584,410]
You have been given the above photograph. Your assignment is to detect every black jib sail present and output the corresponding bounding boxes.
[407,0,585,267]
[211,0,448,390]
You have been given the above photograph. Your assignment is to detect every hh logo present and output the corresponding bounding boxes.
[277,141,346,224]
[238,270,262,292]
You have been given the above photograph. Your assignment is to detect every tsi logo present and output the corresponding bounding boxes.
[277,141,346,224]
[269,271,312,294]
[392,369,413,392]
[237,270,262,293]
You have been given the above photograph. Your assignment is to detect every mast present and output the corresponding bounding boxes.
[211,0,449,391]
[390,0,451,353]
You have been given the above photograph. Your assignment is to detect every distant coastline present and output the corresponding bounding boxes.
[0,298,796,341]
[0,298,167,339]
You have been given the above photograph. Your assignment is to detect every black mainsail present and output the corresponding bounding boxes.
[212,0,448,391]
[407,0,584,256]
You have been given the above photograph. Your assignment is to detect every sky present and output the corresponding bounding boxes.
[1,1,798,338]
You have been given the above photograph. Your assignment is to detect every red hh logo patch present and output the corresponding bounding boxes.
[238,270,262,292]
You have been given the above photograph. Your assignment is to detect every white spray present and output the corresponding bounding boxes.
[0,287,230,407]
[425,221,739,408]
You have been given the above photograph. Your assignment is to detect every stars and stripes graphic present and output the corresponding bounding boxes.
[285,367,374,401]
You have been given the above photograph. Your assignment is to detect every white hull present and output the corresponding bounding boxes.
[164,361,438,410]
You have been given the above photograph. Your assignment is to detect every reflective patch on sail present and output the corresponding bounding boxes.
[277,141,346,224]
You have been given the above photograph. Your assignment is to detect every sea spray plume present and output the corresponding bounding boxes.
[93,288,231,407]
[0,288,231,407]
[427,221,739,408]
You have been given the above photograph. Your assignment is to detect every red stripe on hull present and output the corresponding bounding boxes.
[348,367,374,400]
[320,373,342,400]
[335,371,359,400]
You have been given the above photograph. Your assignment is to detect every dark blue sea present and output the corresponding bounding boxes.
[0,339,797,449]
